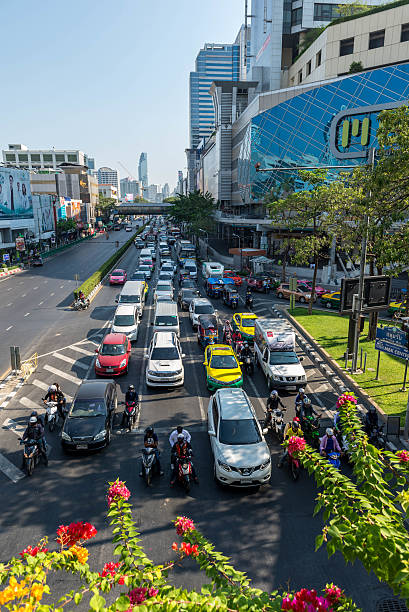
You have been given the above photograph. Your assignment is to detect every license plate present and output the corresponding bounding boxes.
[286,385,296,390]
[106,368,114,373]
[240,479,249,484]
[76,444,88,449]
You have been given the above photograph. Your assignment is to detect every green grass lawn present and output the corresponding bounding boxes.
[292,307,408,419]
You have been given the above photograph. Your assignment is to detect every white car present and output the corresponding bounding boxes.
[154,281,174,301]
[145,331,185,387]
[160,263,175,278]
[111,304,139,341]
[207,388,271,487]
[125,226,133,232]
[189,298,215,329]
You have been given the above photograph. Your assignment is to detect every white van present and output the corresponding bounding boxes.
[202,261,224,280]
[140,248,153,259]
[116,281,145,318]
[111,304,139,341]
[152,302,180,337]
[184,259,197,280]
[254,319,306,392]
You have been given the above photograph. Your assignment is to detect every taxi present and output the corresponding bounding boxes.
[387,300,405,315]
[320,291,341,309]
[231,312,258,343]
[203,344,243,392]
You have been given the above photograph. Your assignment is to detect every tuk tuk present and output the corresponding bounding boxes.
[197,314,218,348]
[206,277,223,298]
[222,284,239,309]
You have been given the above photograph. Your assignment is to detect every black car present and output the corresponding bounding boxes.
[61,380,117,452]
[178,288,198,310]
[180,279,198,291]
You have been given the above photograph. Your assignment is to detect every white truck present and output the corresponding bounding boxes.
[202,261,224,280]
[254,319,306,392]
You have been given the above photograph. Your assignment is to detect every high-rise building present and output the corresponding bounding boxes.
[97,167,120,198]
[147,184,158,202]
[189,43,240,149]
[120,177,140,199]
[2,144,94,173]
[138,153,148,190]
[176,171,184,195]
[162,183,170,200]
[234,24,251,80]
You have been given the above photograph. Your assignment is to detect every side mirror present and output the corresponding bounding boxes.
[95,349,99,353]
[144,354,149,359]
[181,353,186,358]
[115,299,119,303]
[262,428,269,435]
[151,322,154,325]
[208,430,216,437]
[300,356,304,361]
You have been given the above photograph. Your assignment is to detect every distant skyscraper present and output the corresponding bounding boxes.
[177,171,184,195]
[97,167,120,197]
[162,183,170,200]
[147,184,158,202]
[189,43,240,149]
[138,153,148,191]
[120,177,140,199]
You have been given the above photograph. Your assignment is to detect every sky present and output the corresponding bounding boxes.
[0,0,244,190]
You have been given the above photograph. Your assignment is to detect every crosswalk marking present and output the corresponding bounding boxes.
[53,353,89,370]
[32,379,49,392]
[68,345,94,356]
[0,453,25,483]
[3,418,25,436]
[20,397,40,411]
[44,365,81,385]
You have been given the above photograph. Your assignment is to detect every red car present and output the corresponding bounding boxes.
[223,270,242,286]
[95,333,131,376]
[109,269,127,285]
[297,280,326,297]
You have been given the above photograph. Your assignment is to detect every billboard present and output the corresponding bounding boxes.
[57,197,67,220]
[33,195,55,233]
[0,167,33,219]
[125,193,134,202]
[340,276,391,314]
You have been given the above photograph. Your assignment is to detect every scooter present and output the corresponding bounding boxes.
[19,438,44,476]
[242,354,254,376]
[288,448,301,481]
[303,416,320,450]
[245,293,253,307]
[73,298,90,311]
[141,447,159,486]
[44,400,58,432]
[264,408,286,441]
[174,454,193,494]
[123,401,138,431]
[327,451,341,470]
[368,424,387,450]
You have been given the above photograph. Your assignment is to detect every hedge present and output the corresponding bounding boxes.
[73,224,146,300]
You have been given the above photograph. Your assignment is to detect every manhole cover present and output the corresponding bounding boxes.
[376,598,408,612]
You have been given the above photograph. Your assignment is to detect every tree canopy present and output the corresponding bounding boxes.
[168,190,216,239]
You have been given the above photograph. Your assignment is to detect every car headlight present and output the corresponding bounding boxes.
[94,430,107,441]
[147,369,156,375]
[95,358,101,368]
[119,359,127,368]
[217,460,231,472]
[174,369,182,375]
[259,458,271,470]
[61,431,71,442]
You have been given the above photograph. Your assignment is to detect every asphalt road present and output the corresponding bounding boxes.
[0,238,394,611]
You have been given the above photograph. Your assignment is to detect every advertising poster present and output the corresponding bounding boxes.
[15,237,25,251]
[57,197,67,220]
[33,195,55,233]
[0,167,33,219]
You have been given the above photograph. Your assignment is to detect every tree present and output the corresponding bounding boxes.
[337,1,368,17]
[98,195,116,211]
[163,196,178,203]
[57,218,77,233]
[168,190,216,242]
[349,61,363,73]
[298,27,325,56]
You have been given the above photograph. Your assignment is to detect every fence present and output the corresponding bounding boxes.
[20,353,38,380]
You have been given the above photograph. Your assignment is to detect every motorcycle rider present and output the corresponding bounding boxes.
[44,383,66,419]
[22,415,48,465]
[320,428,341,457]
[140,426,163,476]
[123,384,138,427]
[169,425,191,447]
[265,390,286,427]
[77,290,89,308]
[299,397,320,425]
[364,406,379,436]
[295,388,308,418]
[245,287,253,305]
[170,433,198,486]
[277,418,303,468]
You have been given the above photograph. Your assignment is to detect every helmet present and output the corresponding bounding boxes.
[293,417,300,423]
[271,390,278,396]
[29,416,37,424]
[48,385,57,392]
[145,426,154,435]
[128,384,135,391]
[299,388,305,394]
[177,433,185,441]
[244,342,248,348]
[30,411,38,417]
[304,397,311,406]
[326,428,334,436]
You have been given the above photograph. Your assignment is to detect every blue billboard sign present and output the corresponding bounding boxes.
[375,326,409,360]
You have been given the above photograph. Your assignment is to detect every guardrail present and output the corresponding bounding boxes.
[20,353,38,380]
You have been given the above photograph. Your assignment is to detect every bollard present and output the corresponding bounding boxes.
[344,351,348,370]
[10,346,16,371]
[360,347,363,370]
[363,352,367,373]
[15,347,21,371]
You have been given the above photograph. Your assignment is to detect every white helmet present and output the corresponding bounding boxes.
[326,428,334,436]
[271,390,278,396]
[48,385,57,392]
[299,388,305,394]
[29,416,37,424]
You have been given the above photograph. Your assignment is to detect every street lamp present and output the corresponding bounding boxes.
[232,233,242,272]
[199,229,209,259]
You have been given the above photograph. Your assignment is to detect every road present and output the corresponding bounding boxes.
[0,228,134,378]
[0,236,394,611]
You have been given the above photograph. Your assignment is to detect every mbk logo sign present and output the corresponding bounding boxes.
[329,102,401,159]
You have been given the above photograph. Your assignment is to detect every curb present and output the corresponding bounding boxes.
[0,268,23,278]
[0,375,25,410]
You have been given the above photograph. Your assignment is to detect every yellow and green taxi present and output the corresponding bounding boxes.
[143,280,148,296]
[320,291,340,309]
[231,312,258,343]
[203,344,243,392]
[388,300,405,315]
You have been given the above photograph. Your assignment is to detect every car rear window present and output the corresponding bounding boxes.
[155,315,178,326]
[119,294,140,303]
[219,419,261,445]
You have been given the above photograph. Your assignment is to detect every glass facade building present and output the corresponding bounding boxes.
[238,63,409,203]
[138,152,148,189]
[189,43,240,150]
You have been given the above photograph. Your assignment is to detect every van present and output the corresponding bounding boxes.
[202,261,224,280]
[116,281,145,318]
[140,248,153,259]
[111,304,139,341]
[152,302,180,337]
[184,259,197,280]
[253,319,306,391]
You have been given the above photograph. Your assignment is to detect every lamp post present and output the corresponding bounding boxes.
[199,229,209,259]
[232,233,242,272]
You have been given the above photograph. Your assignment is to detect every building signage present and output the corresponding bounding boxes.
[3,253,10,262]
[0,167,33,220]
[375,326,409,360]
[15,237,25,251]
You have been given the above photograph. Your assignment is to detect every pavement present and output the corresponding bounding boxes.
[0,234,397,611]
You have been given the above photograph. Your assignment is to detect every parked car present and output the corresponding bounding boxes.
[145,331,185,388]
[61,379,117,452]
[320,291,341,309]
[109,269,127,285]
[276,283,315,303]
[207,388,271,487]
[94,333,131,376]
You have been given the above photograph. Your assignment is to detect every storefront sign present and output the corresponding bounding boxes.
[3,253,10,262]
[15,237,25,251]
[375,326,409,360]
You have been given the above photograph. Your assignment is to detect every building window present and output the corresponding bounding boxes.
[31,154,41,162]
[401,23,409,42]
[314,3,341,21]
[291,7,302,26]
[43,154,53,162]
[18,154,28,162]
[306,60,312,75]
[5,153,15,162]
[298,69,303,83]
[55,154,65,162]
[67,154,78,162]
[316,50,322,67]
[369,29,385,49]
[340,37,354,56]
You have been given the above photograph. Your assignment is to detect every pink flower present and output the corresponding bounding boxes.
[396,450,409,463]
[19,545,48,558]
[127,586,158,607]
[174,516,195,535]
[336,392,357,409]
[288,436,306,454]
[107,479,131,507]
[324,584,343,605]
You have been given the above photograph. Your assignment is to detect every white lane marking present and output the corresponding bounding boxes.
[44,280,48,284]
[33,286,38,290]
[24,312,30,317]
[136,300,154,430]
[21,294,26,297]
[32,379,73,401]
[38,301,44,306]
[7,303,12,307]
[60,285,64,289]
[50,292,55,296]
[20,397,40,411]
[82,339,99,347]
[6,326,13,331]
[44,365,81,385]
[67,345,94,356]
[3,418,53,455]
[7,287,12,291]
[53,353,88,370]
[181,318,206,422]
[0,453,25,483]
[19,281,23,284]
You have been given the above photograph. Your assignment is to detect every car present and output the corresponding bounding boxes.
[276,283,315,303]
[161,258,176,271]
[158,271,173,283]
[125,226,133,232]
[160,248,171,257]
[61,379,117,452]
[109,269,127,285]
[387,300,406,315]
[203,344,243,392]
[297,279,326,297]
[145,331,185,388]
[231,312,258,342]
[156,295,175,304]
[320,291,341,309]
[180,279,197,291]
[154,281,174,301]
[137,264,152,279]
[114,225,121,231]
[189,298,215,329]
[207,388,271,487]
[134,239,144,248]
[111,304,139,342]
[31,255,43,266]
[131,270,147,282]
[161,263,174,278]
[140,257,154,270]
[178,288,198,310]
[94,333,131,376]
[223,270,242,286]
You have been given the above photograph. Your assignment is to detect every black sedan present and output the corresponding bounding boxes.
[61,380,117,452]
[180,279,198,291]
[178,288,199,310]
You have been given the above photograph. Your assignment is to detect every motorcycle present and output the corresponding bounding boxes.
[264,407,286,441]
[44,400,58,432]
[141,447,159,486]
[123,400,138,431]
[245,294,253,307]
[303,416,320,450]
[174,454,193,493]
[73,298,90,311]
[19,438,44,476]
[242,354,254,376]
[288,448,301,481]
[368,424,387,450]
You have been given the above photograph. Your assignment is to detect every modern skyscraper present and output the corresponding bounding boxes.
[189,43,240,149]
[120,177,140,199]
[97,167,120,197]
[138,153,148,190]
[162,183,170,200]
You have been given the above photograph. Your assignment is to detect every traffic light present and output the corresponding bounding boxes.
[255,162,261,172]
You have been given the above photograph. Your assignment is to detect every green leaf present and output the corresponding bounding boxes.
[327,539,337,558]
[115,594,131,611]
[74,593,83,605]
[89,593,106,611]
[315,534,324,551]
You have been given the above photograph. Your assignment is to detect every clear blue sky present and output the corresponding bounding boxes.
[1,0,244,190]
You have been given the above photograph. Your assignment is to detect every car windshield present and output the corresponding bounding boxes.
[195,304,214,314]
[162,266,173,271]
[70,399,106,418]
[218,419,261,445]
[139,265,150,270]
[155,315,178,326]
[157,283,172,291]
[182,281,195,288]
[119,294,140,303]
[241,318,256,328]
[112,270,124,276]
[182,291,195,299]
[269,351,299,365]
[151,347,179,360]
[131,273,145,280]
[100,343,126,356]
[210,354,237,369]
[185,265,196,272]
[114,315,135,327]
